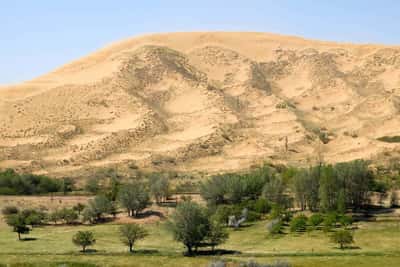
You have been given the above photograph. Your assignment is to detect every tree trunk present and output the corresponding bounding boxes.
[82,245,86,252]
[18,232,21,241]
[186,245,193,255]
[129,243,133,253]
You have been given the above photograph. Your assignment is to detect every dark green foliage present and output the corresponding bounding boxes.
[168,201,210,255]
[60,177,75,195]
[339,215,353,228]
[72,231,96,252]
[253,198,271,214]
[22,209,46,227]
[119,223,148,252]
[5,213,30,240]
[308,213,323,228]
[289,214,308,232]
[200,167,272,205]
[330,229,354,249]
[118,182,150,217]
[0,169,62,195]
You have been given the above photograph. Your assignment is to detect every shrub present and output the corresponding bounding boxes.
[72,231,96,252]
[290,214,308,232]
[253,198,271,214]
[308,213,323,228]
[208,261,226,267]
[323,212,338,232]
[266,219,282,235]
[339,215,353,228]
[330,229,354,249]
[207,220,229,251]
[1,205,19,215]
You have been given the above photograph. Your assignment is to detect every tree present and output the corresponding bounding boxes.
[262,174,287,207]
[119,224,148,252]
[61,177,75,195]
[168,201,209,255]
[118,182,150,217]
[85,177,100,194]
[59,208,78,224]
[6,213,30,240]
[330,229,354,249]
[73,203,86,215]
[149,174,170,204]
[83,195,113,223]
[72,231,96,252]
[207,220,228,251]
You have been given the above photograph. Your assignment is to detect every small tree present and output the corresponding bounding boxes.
[330,229,354,249]
[207,220,228,251]
[85,178,100,194]
[266,219,282,235]
[168,201,209,255]
[119,224,148,253]
[83,195,113,223]
[72,231,96,252]
[6,214,30,240]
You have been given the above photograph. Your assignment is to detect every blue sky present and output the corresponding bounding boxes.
[1,0,400,84]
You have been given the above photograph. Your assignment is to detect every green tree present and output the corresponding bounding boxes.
[308,213,323,229]
[6,213,30,240]
[330,229,354,249]
[72,231,96,252]
[85,177,100,194]
[83,195,113,223]
[207,220,228,251]
[168,201,209,255]
[118,182,150,217]
[119,224,148,253]
[149,174,170,204]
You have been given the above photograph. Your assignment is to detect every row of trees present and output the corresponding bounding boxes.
[201,160,379,213]
[0,169,74,195]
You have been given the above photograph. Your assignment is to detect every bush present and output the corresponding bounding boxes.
[266,219,282,235]
[1,205,19,215]
[253,198,271,214]
[208,261,226,267]
[308,213,323,228]
[323,213,338,232]
[339,215,353,228]
[290,214,308,232]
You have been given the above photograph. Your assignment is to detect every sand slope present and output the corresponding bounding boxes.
[1,32,400,176]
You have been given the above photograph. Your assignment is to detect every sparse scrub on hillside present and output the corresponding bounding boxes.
[377,136,400,143]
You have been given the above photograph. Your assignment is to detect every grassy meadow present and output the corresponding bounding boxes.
[0,211,399,267]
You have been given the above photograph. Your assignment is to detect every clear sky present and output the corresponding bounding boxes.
[1,0,400,84]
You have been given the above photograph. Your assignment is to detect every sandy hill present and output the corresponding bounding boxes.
[1,32,400,177]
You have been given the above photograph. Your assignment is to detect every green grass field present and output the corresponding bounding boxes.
[1,213,399,267]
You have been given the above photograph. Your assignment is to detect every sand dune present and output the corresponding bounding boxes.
[1,32,400,176]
